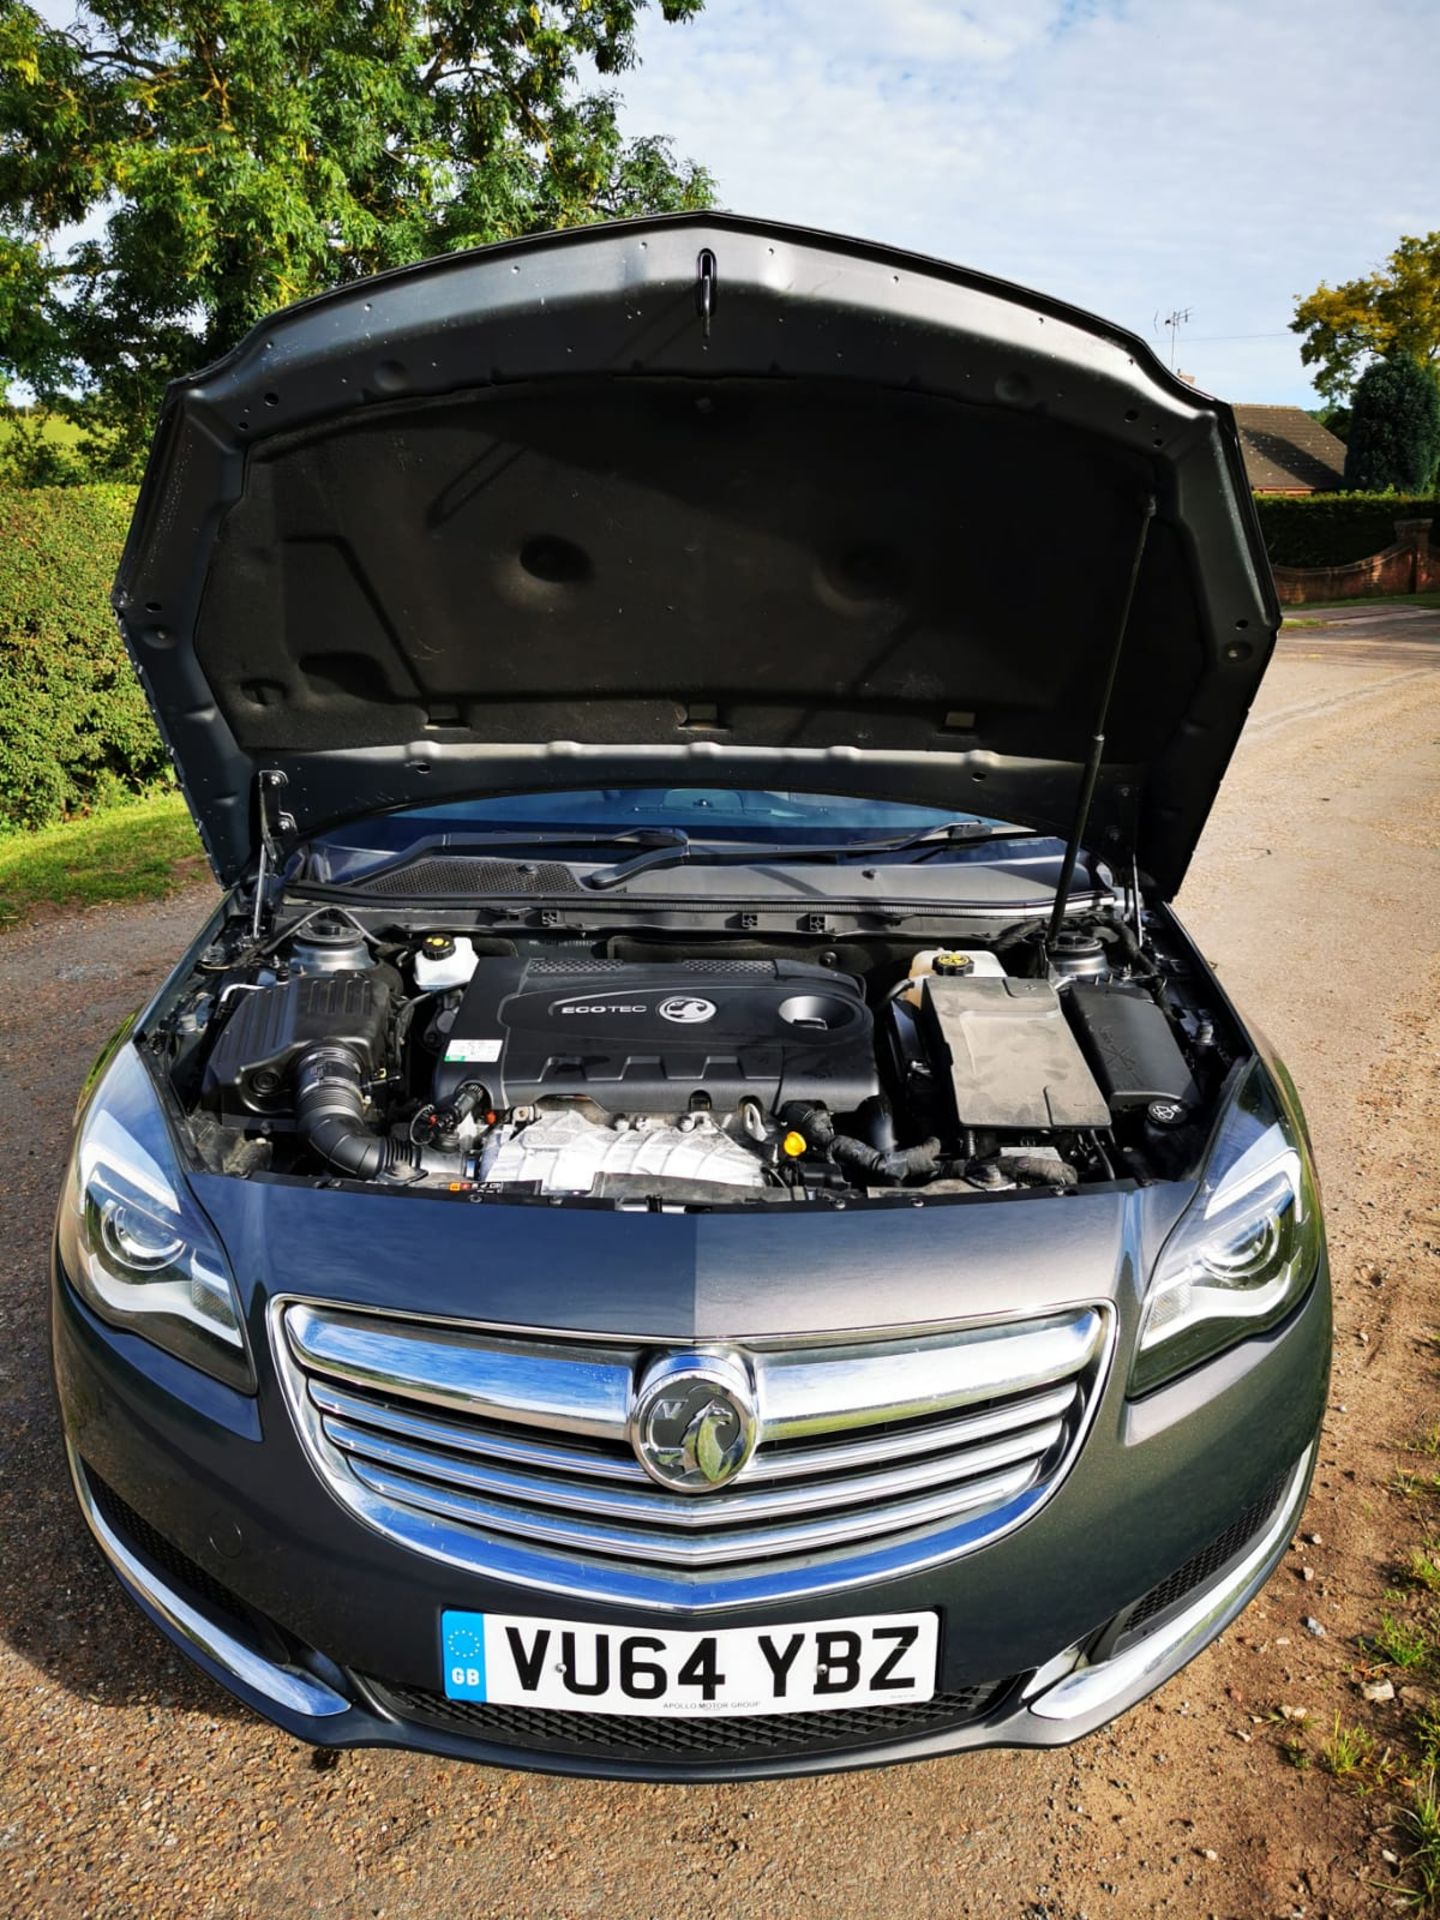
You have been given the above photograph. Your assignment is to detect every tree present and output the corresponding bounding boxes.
[1307,403,1350,444]
[1343,356,1440,492]
[0,1,714,473]
[1291,231,1440,402]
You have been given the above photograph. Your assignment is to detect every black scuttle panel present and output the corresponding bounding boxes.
[434,958,878,1118]
[1064,981,1200,1111]
[202,970,391,1119]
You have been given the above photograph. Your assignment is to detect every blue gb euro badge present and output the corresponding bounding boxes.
[441,1611,488,1700]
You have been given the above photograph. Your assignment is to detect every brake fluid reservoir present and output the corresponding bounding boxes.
[414,935,478,991]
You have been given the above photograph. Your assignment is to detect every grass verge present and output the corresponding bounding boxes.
[0,791,205,932]
[1284,590,1440,616]
[1282,1411,1440,1909]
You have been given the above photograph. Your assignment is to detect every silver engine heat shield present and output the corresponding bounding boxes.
[478,1110,770,1195]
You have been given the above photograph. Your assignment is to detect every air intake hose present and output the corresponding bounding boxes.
[991,1150,1078,1189]
[294,1044,420,1180]
[784,1104,942,1185]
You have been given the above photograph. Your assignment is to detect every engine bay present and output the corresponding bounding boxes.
[151,901,1235,1208]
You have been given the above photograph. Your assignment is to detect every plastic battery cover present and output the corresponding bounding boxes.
[917,977,1110,1131]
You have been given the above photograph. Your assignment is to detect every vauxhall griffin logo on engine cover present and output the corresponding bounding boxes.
[658,996,717,1024]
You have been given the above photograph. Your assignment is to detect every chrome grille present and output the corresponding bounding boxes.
[274,1300,1110,1611]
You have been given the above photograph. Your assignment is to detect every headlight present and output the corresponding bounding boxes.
[1131,1062,1321,1395]
[58,1044,254,1391]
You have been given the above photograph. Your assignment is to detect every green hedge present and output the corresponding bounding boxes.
[0,484,170,833]
[1252,492,1440,570]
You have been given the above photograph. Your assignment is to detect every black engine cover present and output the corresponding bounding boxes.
[433,958,878,1118]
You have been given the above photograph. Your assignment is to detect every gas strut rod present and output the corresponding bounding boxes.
[1046,494,1157,949]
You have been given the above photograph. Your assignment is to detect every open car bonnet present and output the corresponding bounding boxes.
[115,212,1278,897]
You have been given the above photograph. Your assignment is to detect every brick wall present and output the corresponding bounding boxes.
[1272,518,1439,606]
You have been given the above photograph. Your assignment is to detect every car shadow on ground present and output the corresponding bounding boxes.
[1,1361,250,1723]
[0,892,252,1724]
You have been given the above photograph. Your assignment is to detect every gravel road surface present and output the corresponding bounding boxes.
[4,607,1439,1919]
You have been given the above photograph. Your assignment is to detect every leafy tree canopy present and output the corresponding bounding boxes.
[0,0,713,472]
[1343,354,1440,493]
[1291,231,1440,402]
[1307,402,1350,444]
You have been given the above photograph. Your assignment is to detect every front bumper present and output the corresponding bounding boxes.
[51,1246,1330,1780]
[66,1431,1315,1776]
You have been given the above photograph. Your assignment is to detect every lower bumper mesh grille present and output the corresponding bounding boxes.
[85,1468,252,1628]
[363,1673,1018,1763]
[1122,1468,1293,1639]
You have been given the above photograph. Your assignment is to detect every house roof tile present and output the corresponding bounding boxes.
[1233,404,1346,493]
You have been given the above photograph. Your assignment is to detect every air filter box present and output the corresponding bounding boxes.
[202,970,391,1119]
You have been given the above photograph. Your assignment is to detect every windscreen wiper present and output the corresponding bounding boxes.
[319,827,688,885]
[581,820,1036,892]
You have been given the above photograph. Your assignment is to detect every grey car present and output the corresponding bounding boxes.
[51,212,1328,1779]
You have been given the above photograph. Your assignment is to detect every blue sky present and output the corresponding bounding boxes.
[616,0,1439,405]
[20,0,1436,408]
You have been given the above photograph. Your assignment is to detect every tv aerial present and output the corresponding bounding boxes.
[1155,307,1193,370]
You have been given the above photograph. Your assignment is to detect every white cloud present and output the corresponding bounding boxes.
[619,0,1440,403]
[17,0,1436,407]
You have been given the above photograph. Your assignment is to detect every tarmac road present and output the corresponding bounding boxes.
[4,605,1439,1919]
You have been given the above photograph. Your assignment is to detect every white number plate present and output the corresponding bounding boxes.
[441,1608,939,1717]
